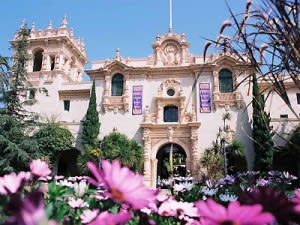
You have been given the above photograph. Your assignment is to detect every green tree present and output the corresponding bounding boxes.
[33,123,74,167]
[286,126,300,160]
[81,80,100,151]
[2,25,33,120]
[101,132,144,173]
[222,112,231,131]
[227,139,247,173]
[252,74,274,171]
[201,141,224,180]
[78,80,100,174]
[0,26,43,175]
[0,115,41,175]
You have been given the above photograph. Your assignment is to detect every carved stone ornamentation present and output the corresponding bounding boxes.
[161,43,180,65]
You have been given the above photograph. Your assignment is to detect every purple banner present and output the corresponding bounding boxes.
[132,85,143,115]
[199,83,211,113]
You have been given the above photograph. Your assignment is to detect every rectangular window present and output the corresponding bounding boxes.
[297,93,300,104]
[28,89,36,100]
[64,100,70,111]
[280,114,288,119]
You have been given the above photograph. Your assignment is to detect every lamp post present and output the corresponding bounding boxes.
[98,141,103,169]
[219,131,228,177]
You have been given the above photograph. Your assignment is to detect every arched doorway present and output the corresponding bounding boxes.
[57,148,80,176]
[156,143,186,187]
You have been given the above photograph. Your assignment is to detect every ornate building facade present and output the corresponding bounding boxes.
[21,17,300,187]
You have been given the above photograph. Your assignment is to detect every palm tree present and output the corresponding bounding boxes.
[227,139,247,173]
[222,112,231,131]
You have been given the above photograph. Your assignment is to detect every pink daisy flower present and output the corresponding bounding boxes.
[68,197,88,208]
[5,190,47,225]
[30,159,51,177]
[0,172,28,194]
[195,199,274,225]
[80,209,99,224]
[87,160,157,210]
[87,210,132,225]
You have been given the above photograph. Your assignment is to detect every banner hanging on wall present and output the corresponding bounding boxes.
[199,83,211,113]
[132,85,143,115]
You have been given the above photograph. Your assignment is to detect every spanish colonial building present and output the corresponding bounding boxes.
[21,17,300,187]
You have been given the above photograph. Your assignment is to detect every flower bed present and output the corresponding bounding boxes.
[1,159,300,225]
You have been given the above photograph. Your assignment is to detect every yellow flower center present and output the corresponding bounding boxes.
[111,187,125,202]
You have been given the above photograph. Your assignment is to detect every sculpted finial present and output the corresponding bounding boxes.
[20,19,26,29]
[48,20,52,29]
[31,22,36,32]
[61,15,68,28]
[115,48,121,60]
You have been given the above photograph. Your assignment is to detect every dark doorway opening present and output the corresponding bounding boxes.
[57,148,80,177]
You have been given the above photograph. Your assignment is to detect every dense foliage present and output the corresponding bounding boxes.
[1,159,300,225]
[252,74,274,171]
[0,26,45,175]
[81,80,100,152]
[0,115,41,175]
[227,139,247,173]
[78,80,100,174]
[201,142,224,180]
[101,132,144,173]
[33,123,74,165]
[1,25,35,120]
[288,126,300,156]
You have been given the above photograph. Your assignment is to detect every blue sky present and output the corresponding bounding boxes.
[0,0,246,66]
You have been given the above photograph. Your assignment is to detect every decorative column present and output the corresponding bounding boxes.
[213,70,219,92]
[190,127,199,175]
[213,70,220,108]
[144,106,151,123]
[42,54,48,71]
[151,159,158,188]
[143,128,152,187]
[123,73,129,111]
[104,74,110,96]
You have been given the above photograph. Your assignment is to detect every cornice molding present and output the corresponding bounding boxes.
[58,89,90,98]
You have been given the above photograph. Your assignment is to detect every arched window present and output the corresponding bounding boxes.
[111,73,124,96]
[50,56,55,71]
[33,50,43,72]
[164,105,178,122]
[219,69,233,93]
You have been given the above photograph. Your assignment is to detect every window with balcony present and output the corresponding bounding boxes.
[219,69,233,93]
[111,73,124,96]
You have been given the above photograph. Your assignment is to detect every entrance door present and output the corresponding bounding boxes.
[156,143,186,187]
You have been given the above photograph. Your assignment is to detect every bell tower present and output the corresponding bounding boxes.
[22,16,87,86]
